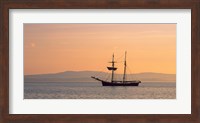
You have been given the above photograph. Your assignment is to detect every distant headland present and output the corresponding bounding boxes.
[24,71,176,83]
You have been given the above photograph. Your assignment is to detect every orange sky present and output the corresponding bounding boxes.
[24,24,176,75]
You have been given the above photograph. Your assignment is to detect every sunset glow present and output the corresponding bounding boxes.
[24,24,176,75]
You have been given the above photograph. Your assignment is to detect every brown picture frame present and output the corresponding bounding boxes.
[0,0,200,123]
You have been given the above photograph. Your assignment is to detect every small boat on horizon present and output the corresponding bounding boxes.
[91,51,141,86]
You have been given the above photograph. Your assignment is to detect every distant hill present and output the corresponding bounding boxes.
[24,71,176,82]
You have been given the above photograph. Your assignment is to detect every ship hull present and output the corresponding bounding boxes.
[101,81,140,86]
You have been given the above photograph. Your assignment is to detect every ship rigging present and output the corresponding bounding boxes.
[91,51,141,86]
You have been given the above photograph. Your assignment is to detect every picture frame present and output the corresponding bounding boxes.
[0,0,199,123]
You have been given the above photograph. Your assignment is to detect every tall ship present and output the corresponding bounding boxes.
[91,51,141,86]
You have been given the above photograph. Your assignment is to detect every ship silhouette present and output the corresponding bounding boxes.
[91,51,141,86]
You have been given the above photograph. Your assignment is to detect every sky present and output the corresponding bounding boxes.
[24,24,176,75]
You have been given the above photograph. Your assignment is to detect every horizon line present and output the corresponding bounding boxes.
[24,70,176,76]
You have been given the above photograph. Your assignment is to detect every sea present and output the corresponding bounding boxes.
[24,82,176,99]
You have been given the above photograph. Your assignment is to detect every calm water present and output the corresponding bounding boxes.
[24,82,176,99]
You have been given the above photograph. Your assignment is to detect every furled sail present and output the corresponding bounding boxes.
[107,67,117,71]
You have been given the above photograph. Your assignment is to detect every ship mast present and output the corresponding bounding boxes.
[111,54,115,83]
[107,53,117,83]
[123,51,127,83]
